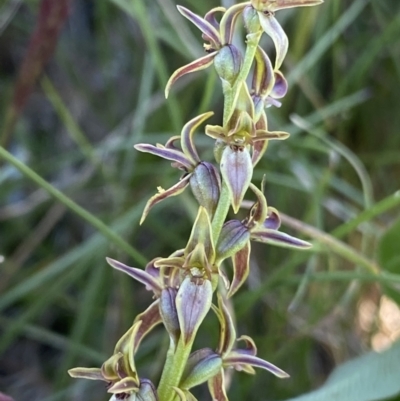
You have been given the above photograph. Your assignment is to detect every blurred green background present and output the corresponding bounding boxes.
[1,0,400,400]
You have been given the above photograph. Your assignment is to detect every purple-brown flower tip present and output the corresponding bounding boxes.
[251,228,312,249]
[228,241,251,297]
[176,276,212,345]
[220,145,253,213]
[106,257,163,296]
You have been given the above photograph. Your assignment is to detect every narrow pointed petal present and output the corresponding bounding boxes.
[214,294,236,356]
[205,124,226,141]
[185,207,215,263]
[106,258,162,296]
[264,207,281,230]
[68,367,104,381]
[220,3,247,44]
[208,370,229,401]
[234,82,255,121]
[137,379,158,401]
[176,276,212,345]
[252,46,274,96]
[220,146,253,213]
[140,174,191,224]
[205,7,226,29]
[154,256,185,270]
[181,112,214,164]
[190,162,221,218]
[145,258,161,280]
[165,135,181,150]
[248,183,268,225]
[224,352,289,378]
[133,300,162,351]
[237,335,257,355]
[177,6,221,48]
[252,139,269,166]
[267,0,323,12]
[258,12,288,70]
[160,287,180,346]
[101,354,122,381]
[253,130,289,141]
[216,220,250,263]
[228,241,251,298]
[251,229,312,249]
[134,144,193,170]
[165,52,217,98]
[107,377,139,394]
[180,348,222,389]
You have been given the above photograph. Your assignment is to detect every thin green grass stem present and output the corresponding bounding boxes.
[0,146,146,265]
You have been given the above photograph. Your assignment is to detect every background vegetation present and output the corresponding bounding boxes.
[1,0,400,400]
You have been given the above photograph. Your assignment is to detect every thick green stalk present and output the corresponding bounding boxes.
[223,31,263,125]
[157,336,195,401]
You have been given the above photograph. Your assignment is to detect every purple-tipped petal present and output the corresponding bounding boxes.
[133,300,162,351]
[258,12,288,70]
[68,367,104,381]
[106,258,162,296]
[224,352,289,378]
[134,143,193,170]
[177,6,221,49]
[216,220,250,262]
[266,0,323,12]
[208,370,229,401]
[220,3,247,45]
[205,7,226,29]
[213,294,237,356]
[181,112,214,164]
[176,276,212,345]
[251,229,312,249]
[107,376,139,394]
[228,241,251,298]
[271,70,288,98]
[140,174,191,224]
[220,145,253,213]
[252,45,275,96]
[264,207,281,230]
[165,52,217,98]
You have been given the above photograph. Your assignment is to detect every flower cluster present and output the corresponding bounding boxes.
[68,1,322,400]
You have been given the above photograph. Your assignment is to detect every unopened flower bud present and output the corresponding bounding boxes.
[159,288,180,346]
[176,276,212,345]
[190,162,221,218]
[214,44,243,85]
[180,348,222,390]
[216,220,250,262]
[243,5,261,34]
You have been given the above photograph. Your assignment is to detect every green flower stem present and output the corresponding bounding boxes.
[224,31,263,125]
[0,146,146,265]
[211,180,231,244]
[157,336,195,401]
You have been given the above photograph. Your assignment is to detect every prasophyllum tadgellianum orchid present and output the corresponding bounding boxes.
[69,1,323,400]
